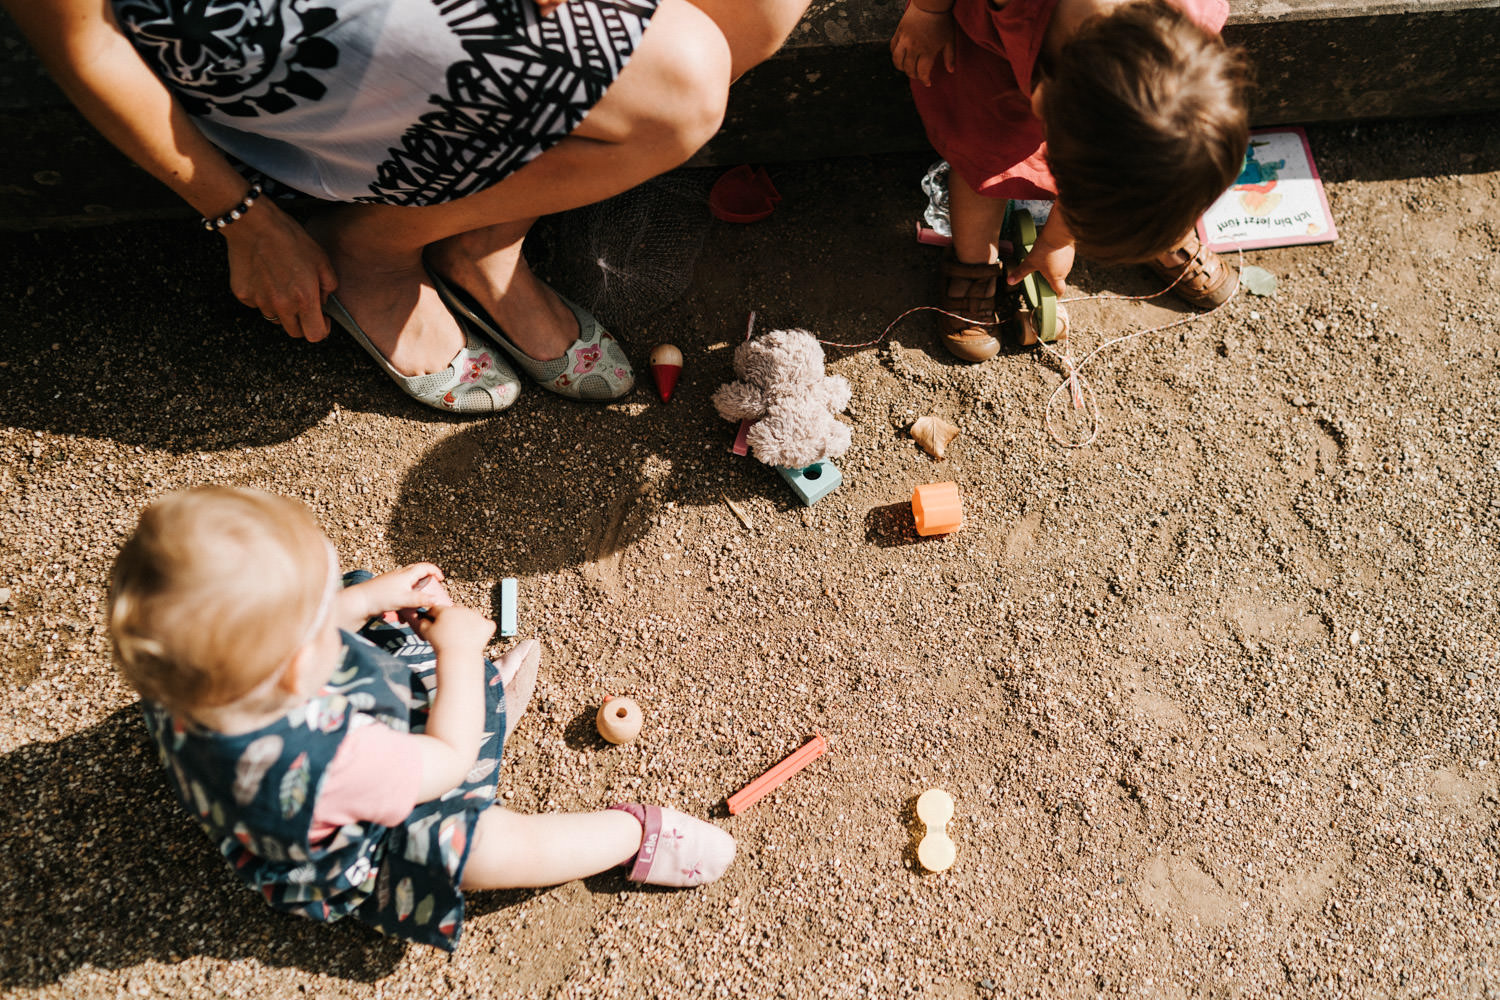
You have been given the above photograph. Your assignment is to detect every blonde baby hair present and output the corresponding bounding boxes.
[109,486,332,714]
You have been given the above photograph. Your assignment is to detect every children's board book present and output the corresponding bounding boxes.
[1196,127,1337,252]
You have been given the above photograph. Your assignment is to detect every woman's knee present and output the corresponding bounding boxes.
[575,0,730,164]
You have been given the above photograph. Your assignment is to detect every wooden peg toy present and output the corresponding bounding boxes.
[912,482,962,536]
[650,344,683,402]
[596,696,643,745]
[915,788,956,872]
[727,734,827,814]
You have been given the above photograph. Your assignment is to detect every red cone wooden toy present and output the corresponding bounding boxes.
[650,344,683,402]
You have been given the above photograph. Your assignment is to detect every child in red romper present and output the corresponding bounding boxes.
[892,0,1250,360]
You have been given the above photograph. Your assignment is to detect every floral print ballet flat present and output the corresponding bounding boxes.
[428,269,635,402]
[327,295,521,414]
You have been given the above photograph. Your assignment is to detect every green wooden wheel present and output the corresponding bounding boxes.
[1008,208,1059,344]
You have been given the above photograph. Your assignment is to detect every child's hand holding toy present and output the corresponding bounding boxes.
[337,562,452,629]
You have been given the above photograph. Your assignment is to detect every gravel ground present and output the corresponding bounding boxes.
[2,113,1499,999]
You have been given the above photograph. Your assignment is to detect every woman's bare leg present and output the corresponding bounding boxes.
[319,0,812,372]
[317,0,733,371]
[460,808,642,889]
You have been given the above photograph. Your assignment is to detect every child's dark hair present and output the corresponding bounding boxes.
[1039,0,1251,264]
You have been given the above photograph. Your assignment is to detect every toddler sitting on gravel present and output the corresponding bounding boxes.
[108,486,734,951]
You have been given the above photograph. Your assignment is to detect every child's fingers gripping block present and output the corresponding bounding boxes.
[916,788,956,872]
[912,482,962,536]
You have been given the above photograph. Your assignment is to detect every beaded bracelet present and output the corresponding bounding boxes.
[202,183,263,232]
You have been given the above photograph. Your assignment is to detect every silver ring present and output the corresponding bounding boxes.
[261,314,279,323]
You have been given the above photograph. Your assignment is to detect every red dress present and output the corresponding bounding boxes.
[911,0,1230,201]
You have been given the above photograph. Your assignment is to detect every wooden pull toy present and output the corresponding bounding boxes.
[915,788,956,872]
[596,696,643,745]
[912,481,962,536]
[727,734,827,814]
[649,344,682,402]
[1007,208,1061,348]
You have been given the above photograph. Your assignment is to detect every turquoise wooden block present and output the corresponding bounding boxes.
[499,577,518,636]
[778,461,842,506]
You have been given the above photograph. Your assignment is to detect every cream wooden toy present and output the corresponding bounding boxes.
[596,696,643,745]
[916,788,956,872]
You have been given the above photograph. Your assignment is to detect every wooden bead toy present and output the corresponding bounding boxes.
[596,696,643,745]
[650,344,683,402]
[912,482,962,536]
[916,788,956,872]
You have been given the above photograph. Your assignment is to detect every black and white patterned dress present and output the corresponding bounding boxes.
[112,0,659,205]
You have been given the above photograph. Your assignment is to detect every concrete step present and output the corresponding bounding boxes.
[3,0,1498,229]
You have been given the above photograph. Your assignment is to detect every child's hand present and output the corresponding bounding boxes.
[1008,209,1077,297]
[414,605,496,659]
[337,563,452,628]
[890,6,956,87]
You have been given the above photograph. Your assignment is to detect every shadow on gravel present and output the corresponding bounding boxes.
[0,222,458,450]
[0,707,403,988]
[384,383,813,580]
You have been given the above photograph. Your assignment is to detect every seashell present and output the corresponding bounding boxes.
[910,415,960,459]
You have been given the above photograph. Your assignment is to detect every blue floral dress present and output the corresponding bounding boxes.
[142,595,509,950]
[110,0,659,204]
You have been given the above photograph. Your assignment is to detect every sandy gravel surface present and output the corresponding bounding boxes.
[2,113,1498,999]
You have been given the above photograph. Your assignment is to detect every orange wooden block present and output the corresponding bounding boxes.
[727,735,827,814]
[912,482,962,536]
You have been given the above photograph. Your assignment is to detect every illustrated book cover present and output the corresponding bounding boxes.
[1196,127,1338,252]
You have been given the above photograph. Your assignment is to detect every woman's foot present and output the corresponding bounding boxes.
[309,217,469,377]
[609,804,736,887]
[426,227,580,362]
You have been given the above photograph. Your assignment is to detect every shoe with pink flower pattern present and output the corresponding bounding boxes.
[609,804,736,887]
[429,270,634,402]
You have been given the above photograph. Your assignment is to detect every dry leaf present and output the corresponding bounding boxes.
[910,415,960,459]
[723,495,754,531]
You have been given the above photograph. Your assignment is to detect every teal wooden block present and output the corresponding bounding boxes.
[499,577,518,636]
[778,461,842,505]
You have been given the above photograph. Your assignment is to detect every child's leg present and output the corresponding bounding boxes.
[461,804,736,889]
[461,808,642,888]
[948,171,1011,266]
[939,172,1012,362]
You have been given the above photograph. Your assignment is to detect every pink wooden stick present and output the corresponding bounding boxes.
[727,735,827,814]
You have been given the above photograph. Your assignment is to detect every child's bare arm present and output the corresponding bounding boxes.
[334,563,452,631]
[890,3,957,87]
[406,606,496,801]
[1,0,335,338]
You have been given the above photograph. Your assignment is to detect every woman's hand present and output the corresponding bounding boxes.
[222,199,338,341]
[533,0,568,14]
[1008,206,1077,297]
[890,6,956,87]
[336,562,452,630]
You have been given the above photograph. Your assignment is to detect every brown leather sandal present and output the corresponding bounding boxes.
[1148,229,1238,309]
[938,253,1003,362]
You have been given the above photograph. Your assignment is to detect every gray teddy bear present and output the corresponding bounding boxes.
[711,329,852,470]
